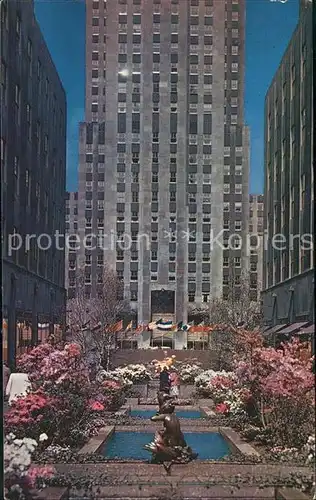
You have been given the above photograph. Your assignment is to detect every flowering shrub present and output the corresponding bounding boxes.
[235,338,315,447]
[195,370,236,394]
[4,433,55,499]
[17,343,89,395]
[5,391,57,439]
[5,342,128,448]
[88,400,105,411]
[175,362,203,384]
[27,465,56,489]
[215,403,230,414]
[269,446,300,462]
[303,436,315,466]
[98,364,152,386]
[17,343,55,374]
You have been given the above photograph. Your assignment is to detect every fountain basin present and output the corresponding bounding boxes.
[99,431,231,460]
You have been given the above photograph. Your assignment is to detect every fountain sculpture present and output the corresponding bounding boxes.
[144,391,198,471]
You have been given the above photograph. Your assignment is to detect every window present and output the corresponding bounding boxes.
[131,291,138,301]
[170,191,176,201]
[223,184,230,194]
[234,257,241,267]
[235,184,242,194]
[203,194,211,204]
[235,220,242,231]
[132,192,139,202]
[203,173,211,184]
[188,294,195,302]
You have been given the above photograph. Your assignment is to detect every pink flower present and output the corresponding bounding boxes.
[27,466,55,487]
[88,400,105,411]
[215,403,230,414]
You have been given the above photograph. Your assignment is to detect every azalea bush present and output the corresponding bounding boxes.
[6,343,127,449]
[303,435,315,466]
[4,432,56,500]
[17,342,89,394]
[174,361,203,384]
[98,364,151,386]
[235,338,315,448]
[5,391,58,440]
[194,370,236,395]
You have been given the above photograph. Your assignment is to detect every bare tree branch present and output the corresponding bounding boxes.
[209,269,262,330]
[66,266,131,369]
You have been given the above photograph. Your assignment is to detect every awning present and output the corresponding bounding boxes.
[298,324,314,335]
[277,321,310,335]
[262,324,287,336]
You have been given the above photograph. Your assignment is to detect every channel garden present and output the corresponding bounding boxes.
[4,324,315,500]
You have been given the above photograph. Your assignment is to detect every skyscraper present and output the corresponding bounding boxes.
[1,0,67,365]
[262,0,313,331]
[74,0,250,346]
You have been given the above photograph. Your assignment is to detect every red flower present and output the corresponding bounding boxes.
[88,400,105,411]
[215,402,230,414]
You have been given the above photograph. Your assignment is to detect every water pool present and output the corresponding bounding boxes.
[130,409,202,419]
[100,431,230,460]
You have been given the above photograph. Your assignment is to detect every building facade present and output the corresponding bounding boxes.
[262,0,314,328]
[65,192,78,292]
[73,0,250,346]
[249,194,264,301]
[1,0,67,365]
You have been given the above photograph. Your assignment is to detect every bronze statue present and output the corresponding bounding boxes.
[157,390,173,414]
[144,391,198,471]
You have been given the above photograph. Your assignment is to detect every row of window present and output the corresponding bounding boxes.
[81,201,244,213]
[83,163,241,176]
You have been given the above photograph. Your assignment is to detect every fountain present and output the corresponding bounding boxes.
[143,391,198,472]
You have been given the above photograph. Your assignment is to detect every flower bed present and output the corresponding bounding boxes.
[4,342,128,497]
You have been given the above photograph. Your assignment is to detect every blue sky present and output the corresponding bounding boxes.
[34,0,299,194]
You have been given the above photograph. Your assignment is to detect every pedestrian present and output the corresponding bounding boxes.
[159,366,170,393]
[3,362,11,399]
[169,368,180,399]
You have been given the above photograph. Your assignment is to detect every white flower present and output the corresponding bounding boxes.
[39,433,48,442]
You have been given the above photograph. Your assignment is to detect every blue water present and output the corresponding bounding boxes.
[101,431,230,460]
[130,409,202,419]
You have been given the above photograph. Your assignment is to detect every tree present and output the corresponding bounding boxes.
[67,266,131,369]
[209,270,262,331]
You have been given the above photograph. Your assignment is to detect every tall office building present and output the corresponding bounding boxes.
[75,0,249,345]
[262,0,314,331]
[1,0,67,365]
